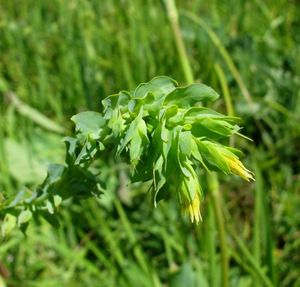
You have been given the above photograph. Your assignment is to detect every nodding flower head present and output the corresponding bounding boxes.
[179,171,202,224]
[223,154,254,181]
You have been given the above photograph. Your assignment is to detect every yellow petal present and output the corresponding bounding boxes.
[225,156,254,181]
[183,192,202,224]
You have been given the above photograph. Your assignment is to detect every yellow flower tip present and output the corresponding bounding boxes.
[183,193,202,224]
[225,156,255,181]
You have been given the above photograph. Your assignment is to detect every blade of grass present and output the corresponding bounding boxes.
[164,0,194,84]
[181,11,254,108]
[114,198,162,287]
[253,160,262,267]
[253,159,276,285]
[5,92,66,134]
[206,202,217,287]
[228,224,274,287]
[86,200,126,267]
[214,63,234,117]
[208,172,228,287]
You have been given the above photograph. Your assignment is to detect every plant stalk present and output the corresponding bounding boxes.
[208,172,229,287]
[165,0,194,84]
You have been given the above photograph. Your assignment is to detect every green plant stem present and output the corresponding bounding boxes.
[253,161,262,266]
[214,62,235,147]
[165,1,229,286]
[208,172,229,287]
[207,200,217,287]
[214,63,234,117]
[164,0,194,84]
[254,160,276,285]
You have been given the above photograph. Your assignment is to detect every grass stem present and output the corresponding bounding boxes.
[208,172,229,287]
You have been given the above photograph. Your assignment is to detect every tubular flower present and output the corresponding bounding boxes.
[179,171,202,224]
[223,154,254,181]
[183,192,202,224]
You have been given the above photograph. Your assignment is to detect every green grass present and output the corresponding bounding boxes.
[0,0,300,286]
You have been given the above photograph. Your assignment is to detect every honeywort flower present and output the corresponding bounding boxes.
[221,152,254,181]
[179,169,202,224]
[184,192,202,224]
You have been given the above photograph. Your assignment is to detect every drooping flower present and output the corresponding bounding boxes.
[182,192,202,224]
[179,168,202,224]
[222,153,254,181]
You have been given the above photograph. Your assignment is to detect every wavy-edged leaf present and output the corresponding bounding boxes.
[164,83,219,108]
[102,91,131,116]
[71,111,106,141]
[134,76,177,99]
[184,107,240,123]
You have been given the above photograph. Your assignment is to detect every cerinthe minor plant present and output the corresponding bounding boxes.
[37,76,253,225]
[1,77,254,234]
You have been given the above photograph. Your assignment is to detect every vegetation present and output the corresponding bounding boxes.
[0,0,299,286]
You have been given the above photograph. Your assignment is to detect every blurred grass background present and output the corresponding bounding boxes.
[0,0,299,286]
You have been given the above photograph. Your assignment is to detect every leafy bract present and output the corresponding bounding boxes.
[71,111,106,141]
[164,83,219,108]
[134,76,177,98]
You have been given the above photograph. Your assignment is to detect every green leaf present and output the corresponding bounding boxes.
[130,92,165,116]
[191,137,209,171]
[109,109,126,137]
[179,131,193,157]
[191,123,231,141]
[134,76,177,98]
[102,91,131,116]
[132,124,163,182]
[102,91,131,137]
[199,118,236,137]
[183,162,202,200]
[118,109,149,166]
[41,164,65,188]
[63,137,77,165]
[153,154,167,206]
[4,139,47,184]
[4,133,64,184]
[173,127,192,177]
[1,214,17,237]
[41,164,103,201]
[164,83,219,108]
[71,111,106,140]
[184,107,240,123]
[130,133,143,166]
[17,210,32,227]
[170,262,196,287]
